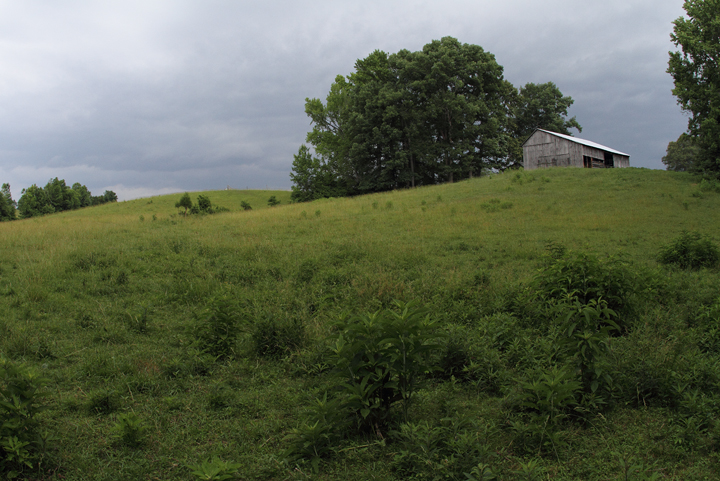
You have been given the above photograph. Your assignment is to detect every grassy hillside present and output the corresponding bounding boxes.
[0,169,719,480]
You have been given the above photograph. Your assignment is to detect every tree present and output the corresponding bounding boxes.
[175,193,192,217]
[668,0,720,177]
[0,183,16,221]
[72,183,92,207]
[294,37,522,197]
[267,196,280,207]
[662,133,700,171]
[197,194,212,213]
[18,185,52,218]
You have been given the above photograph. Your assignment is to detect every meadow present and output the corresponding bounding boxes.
[1,169,720,480]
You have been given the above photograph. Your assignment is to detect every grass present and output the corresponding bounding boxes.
[0,170,719,479]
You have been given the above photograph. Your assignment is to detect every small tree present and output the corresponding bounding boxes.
[197,195,212,213]
[240,201,252,211]
[268,196,280,207]
[175,193,193,217]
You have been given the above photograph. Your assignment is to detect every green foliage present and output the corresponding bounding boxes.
[658,231,719,269]
[109,412,149,448]
[240,200,252,211]
[662,133,700,172]
[16,178,114,218]
[511,365,581,455]
[0,183,16,221]
[175,193,193,217]
[391,417,496,480]
[197,194,212,213]
[0,357,50,477]
[267,195,280,207]
[190,298,240,361]
[330,301,441,429]
[668,0,720,177]
[188,457,242,480]
[525,250,636,326]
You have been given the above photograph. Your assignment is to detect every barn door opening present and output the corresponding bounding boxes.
[604,152,614,168]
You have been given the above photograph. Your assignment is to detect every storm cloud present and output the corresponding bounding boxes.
[0,1,688,199]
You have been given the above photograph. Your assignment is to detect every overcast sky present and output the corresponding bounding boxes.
[0,1,689,200]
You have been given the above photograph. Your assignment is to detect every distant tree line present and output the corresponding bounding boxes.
[0,178,117,221]
[290,36,581,202]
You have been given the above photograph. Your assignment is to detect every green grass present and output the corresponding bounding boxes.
[1,170,719,480]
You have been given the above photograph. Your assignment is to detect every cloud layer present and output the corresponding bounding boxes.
[0,1,688,200]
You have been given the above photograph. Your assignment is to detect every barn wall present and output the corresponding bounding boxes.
[523,131,576,170]
[523,130,630,170]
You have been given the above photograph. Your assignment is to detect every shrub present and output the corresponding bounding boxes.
[658,231,719,269]
[268,196,280,207]
[0,357,50,477]
[329,301,441,429]
[524,250,637,327]
[240,201,252,211]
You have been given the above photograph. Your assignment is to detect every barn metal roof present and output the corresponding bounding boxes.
[524,129,629,157]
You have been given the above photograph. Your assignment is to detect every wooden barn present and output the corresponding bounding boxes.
[522,129,630,170]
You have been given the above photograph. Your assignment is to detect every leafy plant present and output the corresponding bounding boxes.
[240,200,252,211]
[175,193,193,217]
[109,413,149,448]
[268,196,280,207]
[658,231,719,269]
[0,358,50,477]
[392,417,495,480]
[330,301,441,430]
[511,365,580,455]
[188,456,242,480]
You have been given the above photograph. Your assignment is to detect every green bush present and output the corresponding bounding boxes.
[658,231,719,269]
[0,357,50,477]
[524,250,637,327]
[329,301,441,429]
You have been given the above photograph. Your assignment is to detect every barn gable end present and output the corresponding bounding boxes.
[522,129,629,170]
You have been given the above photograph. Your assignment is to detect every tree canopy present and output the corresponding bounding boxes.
[291,37,580,201]
[662,133,700,172]
[0,183,16,221]
[667,0,720,177]
[15,178,117,219]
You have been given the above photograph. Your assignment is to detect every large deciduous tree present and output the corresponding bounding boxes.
[668,0,720,176]
[293,37,581,199]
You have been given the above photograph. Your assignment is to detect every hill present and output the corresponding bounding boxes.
[0,169,719,480]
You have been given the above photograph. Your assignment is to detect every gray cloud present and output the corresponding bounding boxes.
[0,0,689,200]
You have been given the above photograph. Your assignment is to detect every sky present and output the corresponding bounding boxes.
[0,1,689,200]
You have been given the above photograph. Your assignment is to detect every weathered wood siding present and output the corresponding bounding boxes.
[523,130,629,170]
[523,130,582,170]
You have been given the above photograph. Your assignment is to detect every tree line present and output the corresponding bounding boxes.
[290,36,581,202]
[0,178,117,221]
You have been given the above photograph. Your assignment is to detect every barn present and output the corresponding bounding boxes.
[522,129,630,170]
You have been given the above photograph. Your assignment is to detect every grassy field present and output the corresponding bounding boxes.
[1,169,719,480]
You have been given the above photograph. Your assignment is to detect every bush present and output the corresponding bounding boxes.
[524,250,637,328]
[658,231,719,269]
[329,301,441,429]
[0,357,50,477]
[240,201,252,211]
[268,196,280,207]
